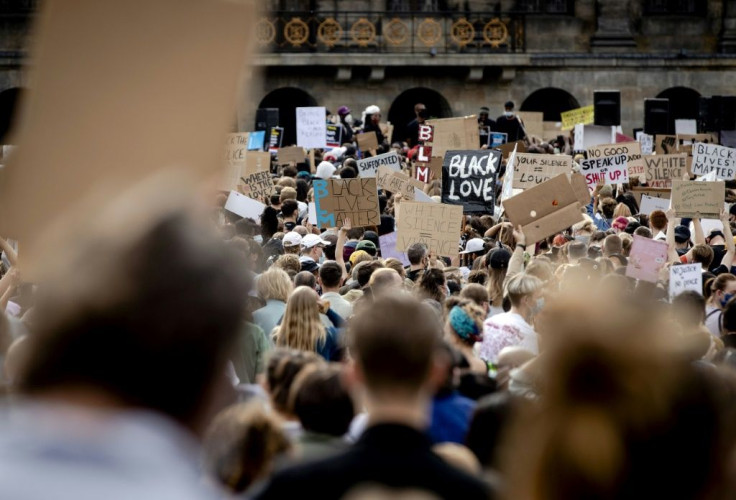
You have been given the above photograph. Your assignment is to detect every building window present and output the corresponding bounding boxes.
[643,0,706,15]
[514,0,574,15]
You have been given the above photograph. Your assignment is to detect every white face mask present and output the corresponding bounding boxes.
[344,114,353,125]
[504,111,513,117]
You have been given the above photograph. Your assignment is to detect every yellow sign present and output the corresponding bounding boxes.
[561,105,595,131]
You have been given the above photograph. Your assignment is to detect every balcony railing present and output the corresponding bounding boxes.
[257,11,526,54]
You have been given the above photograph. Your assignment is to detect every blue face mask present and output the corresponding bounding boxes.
[530,297,544,316]
[721,293,734,308]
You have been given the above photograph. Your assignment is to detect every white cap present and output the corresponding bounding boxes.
[315,160,336,179]
[283,231,302,247]
[365,105,380,115]
[460,238,485,254]
[301,233,332,249]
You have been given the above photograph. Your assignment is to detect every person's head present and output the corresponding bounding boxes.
[282,231,302,254]
[18,210,250,435]
[649,210,668,232]
[357,260,384,289]
[349,249,373,268]
[465,392,519,469]
[301,233,330,261]
[709,273,736,309]
[479,106,490,120]
[634,226,652,239]
[273,253,300,279]
[446,301,484,346]
[613,203,632,218]
[276,286,325,353]
[203,401,292,493]
[294,270,317,290]
[356,240,377,257]
[257,268,293,302]
[280,199,298,220]
[279,186,297,201]
[460,283,490,315]
[602,234,622,257]
[347,293,442,401]
[674,225,691,249]
[707,229,726,246]
[567,241,587,263]
[368,268,403,298]
[383,258,406,278]
[261,206,279,239]
[407,242,429,268]
[671,290,706,329]
[506,273,544,318]
[721,295,736,334]
[416,268,447,304]
[599,198,617,219]
[291,364,354,437]
[504,101,514,113]
[266,348,325,416]
[318,260,343,291]
[414,102,426,117]
[691,244,715,269]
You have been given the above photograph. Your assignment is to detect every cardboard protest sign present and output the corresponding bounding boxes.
[278,146,306,165]
[379,231,410,266]
[561,105,594,131]
[691,143,736,179]
[0,0,257,263]
[655,135,679,154]
[579,153,628,187]
[489,132,507,148]
[589,142,643,181]
[496,140,526,159]
[568,172,592,206]
[268,127,283,153]
[239,171,274,202]
[248,131,266,151]
[396,201,463,258]
[418,124,434,143]
[223,133,248,191]
[626,235,668,283]
[224,191,266,221]
[377,165,424,199]
[357,151,401,178]
[643,154,687,188]
[517,112,544,139]
[296,107,327,149]
[503,174,584,243]
[326,124,343,148]
[669,263,703,301]
[639,194,671,215]
[441,150,501,214]
[677,133,718,146]
[513,153,572,190]
[313,178,380,228]
[670,180,725,218]
[426,116,480,158]
[357,132,379,152]
[630,187,671,206]
[637,132,654,155]
[243,151,271,176]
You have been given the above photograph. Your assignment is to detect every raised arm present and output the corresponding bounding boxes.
[504,225,527,286]
[665,208,679,263]
[0,238,17,267]
[336,217,351,280]
[721,209,735,269]
[692,217,705,245]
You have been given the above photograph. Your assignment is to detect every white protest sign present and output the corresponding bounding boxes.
[639,194,670,215]
[414,188,436,203]
[636,132,654,155]
[356,151,401,178]
[224,190,266,220]
[691,143,736,179]
[296,106,327,149]
[308,202,317,225]
[675,119,697,135]
[582,124,615,150]
[573,123,584,152]
[669,263,702,301]
[579,154,628,187]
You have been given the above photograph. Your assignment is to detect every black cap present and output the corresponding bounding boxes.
[674,225,691,244]
[504,101,514,110]
[489,248,511,269]
[625,221,641,234]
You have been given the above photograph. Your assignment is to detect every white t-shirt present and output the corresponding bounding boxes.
[705,305,722,337]
[479,312,538,363]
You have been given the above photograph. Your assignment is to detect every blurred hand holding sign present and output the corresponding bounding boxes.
[0,0,256,272]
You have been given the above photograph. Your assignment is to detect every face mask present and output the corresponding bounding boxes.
[504,111,513,117]
[319,254,325,265]
[554,147,561,154]
[344,114,353,125]
[445,285,451,298]
[253,235,263,244]
[575,235,590,245]
[721,292,734,308]
[530,297,544,316]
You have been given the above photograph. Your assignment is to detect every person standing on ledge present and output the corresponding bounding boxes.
[495,101,526,142]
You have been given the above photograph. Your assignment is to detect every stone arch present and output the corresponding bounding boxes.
[520,87,580,122]
[258,87,318,146]
[656,86,701,131]
[387,87,453,145]
[0,87,24,144]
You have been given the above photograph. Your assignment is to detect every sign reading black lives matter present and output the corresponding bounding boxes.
[441,149,500,213]
[356,151,402,178]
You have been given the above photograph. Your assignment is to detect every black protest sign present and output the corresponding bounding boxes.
[441,149,501,214]
[326,124,343,148]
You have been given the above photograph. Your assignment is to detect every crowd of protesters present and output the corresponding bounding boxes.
[2,100,736,500]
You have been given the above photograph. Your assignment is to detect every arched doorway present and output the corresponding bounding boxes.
[0,87,24,145]
[388,87,453,145]
[258,87,318,146]
[657,86,700,132]
[520,88,580,122]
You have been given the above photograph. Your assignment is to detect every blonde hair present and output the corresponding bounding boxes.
[613,203,632,218]
[257,268,293,302]
[505,273,543,307]
[486,267,507,306]
[276,286,326,353]
[278,179,297,191]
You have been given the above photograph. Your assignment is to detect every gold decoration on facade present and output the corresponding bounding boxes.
[417,18,442,47]
[284,17,309,47]
[351,18,376,46]
[384,17,409,45]
[483,18,508,48]
[317,17,342,47]
[255,18,276,46]
[450,18,475,47]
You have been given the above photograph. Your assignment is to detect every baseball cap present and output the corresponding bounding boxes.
[302,233,332,249]
[674,225,691,244]
[337,106,350,116]
[299,256,320,273]
[461,238,485,255]
[356,240,377,256]
[489,248,511,269]
[283,231,302,248]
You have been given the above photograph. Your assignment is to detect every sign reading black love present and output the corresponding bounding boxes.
[441,149,501,214]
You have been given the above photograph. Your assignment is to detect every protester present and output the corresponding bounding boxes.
[254,268,293,336]
[494,101,525,142]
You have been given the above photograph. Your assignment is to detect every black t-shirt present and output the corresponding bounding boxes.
[495,115,525,142]
[710,244,726,272]
[406,118,420,147]
[407,268,423,282]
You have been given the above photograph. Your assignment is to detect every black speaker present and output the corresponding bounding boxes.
[255,108,279,131]
[698,96,713,133]
[721,96,736,131]
[594,90,621,126]
[644,98,670,135]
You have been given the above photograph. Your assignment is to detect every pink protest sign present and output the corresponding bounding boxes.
[625,235,668,283]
